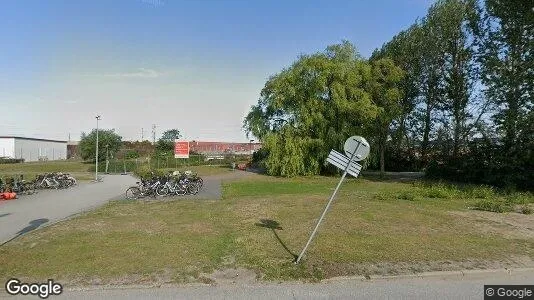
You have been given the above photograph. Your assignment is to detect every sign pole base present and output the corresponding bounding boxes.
[295,171,348,264]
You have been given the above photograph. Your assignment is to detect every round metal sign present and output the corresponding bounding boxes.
[344,136,370,161]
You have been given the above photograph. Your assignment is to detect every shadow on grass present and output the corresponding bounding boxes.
[1,218,49,247]
[360,171,424,183]
[246,167,266,175]
[255,219,298,262]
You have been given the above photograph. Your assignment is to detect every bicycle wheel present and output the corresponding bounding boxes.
[125,187,141,200]
[173,184,187,196]
[195,177,203,189]
[156,185,169,196]
[187,183,200,195]
[26,183,36,194]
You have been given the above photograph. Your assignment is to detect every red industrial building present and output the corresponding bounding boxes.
[189,141,262,155]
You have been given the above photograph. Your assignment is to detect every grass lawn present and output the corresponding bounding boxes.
[0,175,532,285]
[0,160,93,181]
[0,161,232,182]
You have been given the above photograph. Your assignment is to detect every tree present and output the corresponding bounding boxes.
[368,0,532,189]
[371,24,424,170]
[79,129,122,161]
[155,129,182,153]
[367,58,404,176]
[160,129,181,142]
[121,140,154,157]
[418,5,449,162]
[429,0,484,159]
[481,0,533,151]
[244,41,402,176]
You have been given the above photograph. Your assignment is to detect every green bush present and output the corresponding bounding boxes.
[505,192,534,205]
[133,164,154,179]
[124,150,140,159]
[396,191,417,201]
[467,185,496,199]
[0,158,24,164]
[425,141,534,191]
[417,183,458,199]
[373,192,391,201]
[471,199,513,213]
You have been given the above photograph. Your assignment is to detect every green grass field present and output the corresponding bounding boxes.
[0,174,532,285]
[0,160,232,182]
[0,160,93,181]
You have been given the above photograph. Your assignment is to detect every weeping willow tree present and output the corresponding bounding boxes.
[243,41,403,176]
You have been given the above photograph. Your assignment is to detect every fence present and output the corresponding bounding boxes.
[88,154,250,174]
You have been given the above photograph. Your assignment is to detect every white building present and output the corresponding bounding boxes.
[0,136,67,162]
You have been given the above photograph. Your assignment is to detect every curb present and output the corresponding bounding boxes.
[59,268,534,291]
[65,282,209,292]
[322,267,534,283]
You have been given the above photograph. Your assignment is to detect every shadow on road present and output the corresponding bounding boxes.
[0,213,11,218]
[255,219,298,262]
[1,218,49,247]
[17,218,49,235]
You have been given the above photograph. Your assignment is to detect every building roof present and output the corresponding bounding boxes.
[0,136,68,143]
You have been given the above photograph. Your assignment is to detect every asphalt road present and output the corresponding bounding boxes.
[0,175,137,244]
[49,269,534,299]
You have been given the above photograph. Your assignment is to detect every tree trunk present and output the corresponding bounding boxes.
[380,142,385,178]
[379,127,387,178]
[503,83,520,151]
[421,103,432,161]
[453,110,460,159]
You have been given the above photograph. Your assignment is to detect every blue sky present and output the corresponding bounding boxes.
[0,0,433,142]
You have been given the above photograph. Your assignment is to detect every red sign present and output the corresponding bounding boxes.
[174,140,190,158]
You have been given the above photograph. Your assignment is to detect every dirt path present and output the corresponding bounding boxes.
[450,210,534,239]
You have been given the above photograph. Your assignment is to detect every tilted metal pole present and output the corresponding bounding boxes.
[296,142,361,264]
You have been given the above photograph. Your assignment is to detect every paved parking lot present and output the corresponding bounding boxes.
[0,171,255,244]
[0,175,137,244]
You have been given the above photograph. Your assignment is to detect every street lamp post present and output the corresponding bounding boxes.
[95,115,101,182]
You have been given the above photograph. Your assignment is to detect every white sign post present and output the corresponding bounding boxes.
[295,136,370,264]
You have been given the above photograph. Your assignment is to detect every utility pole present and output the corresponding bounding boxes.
[152,124,156,145]
[95,115,101,182]
[141,128,144,141]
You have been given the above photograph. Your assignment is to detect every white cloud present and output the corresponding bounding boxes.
[103,68,163,78]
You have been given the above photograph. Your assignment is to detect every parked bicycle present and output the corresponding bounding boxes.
[125,170,203,200]
[155,173,199,196]
[33,172,77,190]
[0,176,33,195]
[125,175,163,200]
[1,172,77,197]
